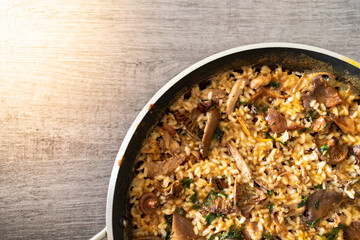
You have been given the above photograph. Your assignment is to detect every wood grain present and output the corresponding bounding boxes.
[0,0,359,239]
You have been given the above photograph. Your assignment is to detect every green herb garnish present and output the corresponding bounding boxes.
[324,122,329,129]
[205,213,225,226]
[297,127,312,134]
[309,217,321,228]
[214,127,224,141]
[267,204,274,215]
[320,144,329,157]
[267,189,274,197]
[274,105,280,110]
[164,214,173,240]
[266,81,280,88]
[180,178,193,190]
[306,109,316,122]
[314,184,323,190]
[262,230,274,240]
[191,204,202,210]
[314,199,320,210]
[298,195,308,208]
[195,126,204,139]
[323,224,347,240]
[190,190,198,203]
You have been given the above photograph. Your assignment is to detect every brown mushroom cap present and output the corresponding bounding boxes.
[331,114,356,135]
[304,190,343,223]
[139,192,160,215]
[171,211,196,240]
[344,220,360,240]
[315,137,348,164]
[311,115,332,134]
[302,74,342,109]
[201,108,221,157]
[265,108,304,133]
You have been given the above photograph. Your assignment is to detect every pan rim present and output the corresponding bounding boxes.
[105,42,360,239]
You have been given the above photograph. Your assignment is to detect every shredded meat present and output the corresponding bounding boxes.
[249,88,289,102]
[227,143,252,182]
[202,197,235,215]
[302,74,342,109]
[226,80,243,114]
[147,154,186,178]
[172,211,196,240]
[233,180,266,217]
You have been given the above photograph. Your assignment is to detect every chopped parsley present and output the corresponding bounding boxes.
[264,132,287,146]
[306,109,316,122]
[238,99,248,106]
[314,184,323,190]
[267,189,274,197]
[262,230,274,240]
[314,199,320,210]
[190,190,198,203]
[266,81,280,88]
[180,178,193,190]
[323,224,347,240]
[205,212,225,226]
[308,217,321,228]
[195,126,204,139]
[164,214,173,240]
[274,105,280,110]
[320,144,329,157]
[298,195,308,208]
[297,127,312,134]
[191,204,202,210]
[214,127,224,141]
[208,224,244,239]
[267,204,274,215]
[324,122,329,129]
[203,190,228,206]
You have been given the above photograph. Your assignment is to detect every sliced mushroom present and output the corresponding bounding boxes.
[302,74,342,109]
[311,115,332,134]
[250,75,272,89]
[331,114,356,135]
[304,190,343,223]
[233,180,266,217]
[315,137,348,164]
[214,177,228,190]
[139,192,160,215]
[172,211,196,240]
[147,154,186,178]
[249,88,289,102]
[266,108,304,133]
[197,100,214,113]
[134,236,162,240]
[227,143,252,182]
[202,197,235,215]
[226,80,243,114]
[344,220,360,240]
[201,109,221,157]
[169,181,183,198]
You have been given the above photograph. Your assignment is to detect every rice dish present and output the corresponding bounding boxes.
[129,66,360,240]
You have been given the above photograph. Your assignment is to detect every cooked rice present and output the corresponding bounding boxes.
[128,66,360,240]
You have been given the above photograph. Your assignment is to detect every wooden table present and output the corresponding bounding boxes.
[0,0,359,239]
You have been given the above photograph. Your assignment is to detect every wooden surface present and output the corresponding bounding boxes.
[0,0,359,239]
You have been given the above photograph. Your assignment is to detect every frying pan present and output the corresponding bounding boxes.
[91,43,360,240]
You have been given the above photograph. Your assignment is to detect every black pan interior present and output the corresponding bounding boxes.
[112,47,360,240]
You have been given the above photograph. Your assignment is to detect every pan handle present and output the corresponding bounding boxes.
[90,227,107,240]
